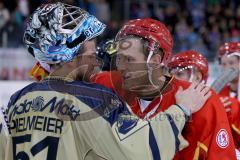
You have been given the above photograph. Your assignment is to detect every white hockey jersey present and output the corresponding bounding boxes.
[1,80,188,160]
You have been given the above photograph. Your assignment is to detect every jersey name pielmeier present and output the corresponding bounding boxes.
[9,115,63,134]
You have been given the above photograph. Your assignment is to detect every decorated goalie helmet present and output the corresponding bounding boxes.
[23,2,106,64]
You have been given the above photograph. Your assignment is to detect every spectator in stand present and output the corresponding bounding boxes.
[0,2,10,30]
[95,0,110,23]
[0,2,10,46]
[0,0,240,63]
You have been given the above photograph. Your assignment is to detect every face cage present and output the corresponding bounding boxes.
[60,3,89,34]
[24,3,89,44]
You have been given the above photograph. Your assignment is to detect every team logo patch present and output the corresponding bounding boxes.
[114,113,148,141]
[216,129,229,148]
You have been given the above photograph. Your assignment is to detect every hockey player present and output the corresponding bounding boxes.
[168,50,208,83]
[168,50,240,155]
[218,42,240,98]
[92,18,237,159]
[1,3,210,160]
[218,42,240,149]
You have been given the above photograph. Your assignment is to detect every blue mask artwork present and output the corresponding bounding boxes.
[23,2,106,64]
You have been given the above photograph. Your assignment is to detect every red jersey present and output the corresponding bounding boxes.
[92,71,237,160]
[219,85,238,98]
[227,97,240,149]
[219,85,240,149]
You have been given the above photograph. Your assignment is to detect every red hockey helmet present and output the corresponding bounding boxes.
[168,50,209,81]
[218,42,240,57]
[115,18,173,65]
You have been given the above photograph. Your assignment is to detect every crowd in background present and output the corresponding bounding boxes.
[0,0,240,80]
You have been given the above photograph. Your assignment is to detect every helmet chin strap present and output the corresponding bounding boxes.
[147,50,166,89]
[146,49,173,96]
[146,50,157,88]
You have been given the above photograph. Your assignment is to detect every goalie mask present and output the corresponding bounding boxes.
[23,2,106,64]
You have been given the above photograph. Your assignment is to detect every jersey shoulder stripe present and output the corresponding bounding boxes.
[7,80,129,127]
[8,80,119,106]
[149,124,161,160]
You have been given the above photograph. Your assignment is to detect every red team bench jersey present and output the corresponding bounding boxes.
[225,97,240,150]
[0,79,190,160]
[92,71,237,160]
[219,85,238,98]
[219,85,240,150]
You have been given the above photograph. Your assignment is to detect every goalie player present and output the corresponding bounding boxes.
[0,2,211,160]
